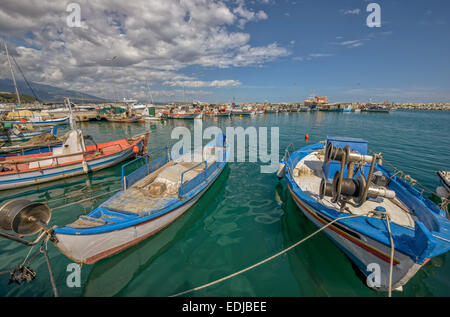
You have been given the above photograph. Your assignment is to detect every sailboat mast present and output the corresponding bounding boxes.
[4,41,21,107]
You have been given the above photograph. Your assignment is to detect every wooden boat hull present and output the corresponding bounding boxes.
[437,171,450,192]
[164,113,203,119]
[0,126,57,142]
[4,116,70,126]
[54,164,225,264]
[287,184,422,291]
[106,117,143,123]
[0,134,148,190]
[281,140,450,291]
[231,111,255,116]
[53,139,229,264]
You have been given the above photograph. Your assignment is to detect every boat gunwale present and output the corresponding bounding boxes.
[54,141,230,236]
[283,142,449,264]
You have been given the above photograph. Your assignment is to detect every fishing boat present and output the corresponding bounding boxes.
[278,136,450,291]
[203,108,232,117]
[49,134,229,264]
[105,116,143,123]
[3,115,70,127]
[0,131,63,157]
[231,107,255,116]
[0,125,57,142]
[162,105,203,119]
[0,130,149,190]
[142,106,163,121]
[437,171,450,194]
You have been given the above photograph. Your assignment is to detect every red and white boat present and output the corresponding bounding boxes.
[0,130,149,190]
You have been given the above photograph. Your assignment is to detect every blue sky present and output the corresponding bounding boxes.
[0,0,449,103]
[194,0,450,103]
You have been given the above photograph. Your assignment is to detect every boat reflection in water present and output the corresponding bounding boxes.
[82,166,230,296]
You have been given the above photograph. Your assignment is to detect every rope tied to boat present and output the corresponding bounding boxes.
[170,210,396,297]
[373,151,447,206]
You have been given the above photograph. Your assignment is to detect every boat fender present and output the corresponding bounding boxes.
[276,161,286,179]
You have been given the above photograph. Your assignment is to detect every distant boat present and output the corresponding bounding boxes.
[0,130,149,190]
[162,106,203,119]
[105,116,143,123]
[4,115,70,126]
[162,111,203,119]
[142,106,163,121]
[0,125,57,142]
[361,107,390,113]
[203,109,232,117]
[51,134,230,264]
[231,108,255,116]
[437,171,450,193]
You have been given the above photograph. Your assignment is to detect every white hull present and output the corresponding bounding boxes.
[289,187,422,291]
[55,166,223,264]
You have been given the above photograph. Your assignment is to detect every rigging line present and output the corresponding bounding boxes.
[373,150,440,197]
[10,54,40,102]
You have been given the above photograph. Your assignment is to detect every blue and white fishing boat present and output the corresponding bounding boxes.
[0,126,57,142]
[51,134,230,264]
[278,136,450,292]
[4,115,70,127]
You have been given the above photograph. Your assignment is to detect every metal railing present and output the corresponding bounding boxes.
[121,145,170,190]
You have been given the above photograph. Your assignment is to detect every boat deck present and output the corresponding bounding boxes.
[293,152,415,228]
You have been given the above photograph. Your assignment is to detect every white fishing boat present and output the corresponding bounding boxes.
[278,136,450,292]
[0,134,229,266]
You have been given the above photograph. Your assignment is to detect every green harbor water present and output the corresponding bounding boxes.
[0,110,449,297]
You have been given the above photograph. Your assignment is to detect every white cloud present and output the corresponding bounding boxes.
[340,8,361,15]
[0,0,288,100]
[164,79,241,88]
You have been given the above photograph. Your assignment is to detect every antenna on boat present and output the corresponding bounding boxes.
[65,97,77,130]
[3,40,21,107]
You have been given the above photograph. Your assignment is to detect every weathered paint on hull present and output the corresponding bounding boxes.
[287,185,423,291]
[0,143,143,190]
[54,162,225,264]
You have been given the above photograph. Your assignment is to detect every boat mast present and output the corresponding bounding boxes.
[4,41,21,107]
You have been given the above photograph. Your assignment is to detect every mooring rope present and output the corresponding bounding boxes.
[170,211,381,297]
[372,151,450,214]
[41,240,58,297]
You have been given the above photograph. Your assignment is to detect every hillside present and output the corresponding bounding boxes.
[0,78,106,103]
[0,91,35,104]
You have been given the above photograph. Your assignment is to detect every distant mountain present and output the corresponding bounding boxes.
[0,78,107,103]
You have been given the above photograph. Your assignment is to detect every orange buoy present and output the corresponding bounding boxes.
[305,134,309,142]
[132,145,140,154]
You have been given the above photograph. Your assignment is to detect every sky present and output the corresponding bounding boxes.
[0,0,449,103]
